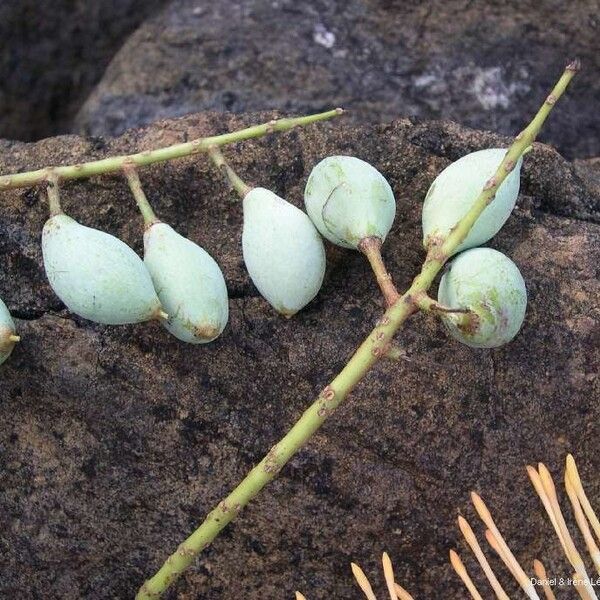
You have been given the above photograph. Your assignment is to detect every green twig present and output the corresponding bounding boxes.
[123,164,159,227]
[134,61,579,600]
[0,109,344,190]
[45,173,63,216]
[413,292,477,330]
[207,147,252,198]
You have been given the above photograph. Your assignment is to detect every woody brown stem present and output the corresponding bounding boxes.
[358,236,400,307]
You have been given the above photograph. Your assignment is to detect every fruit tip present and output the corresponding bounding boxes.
[457,515,472,539]
[449,549,463,570]
[538,462,551,480]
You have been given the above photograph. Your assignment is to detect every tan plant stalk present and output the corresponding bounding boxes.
[299,455,597,600]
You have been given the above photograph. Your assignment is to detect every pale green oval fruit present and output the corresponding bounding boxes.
[42,214,163,324]
[144,223,229,343]
[438,247,527,348]
[304,156,396,249]
[422,148,522,254]
[0,297,17,365]
[243,187,326,316]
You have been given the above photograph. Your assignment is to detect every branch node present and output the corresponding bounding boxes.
[483,176,497,190]
[320,385,335,401]
[385,345,410,361]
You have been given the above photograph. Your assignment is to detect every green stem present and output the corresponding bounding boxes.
[123,165,159,227]
[137,295,417,600]
[415,294,470,314]
[0,109,344,191]
[136,62,578,600]
[207,147,252,198]
[413,292,477,330]
[45,173,63,216]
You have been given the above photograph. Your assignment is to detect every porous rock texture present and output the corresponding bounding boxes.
[75,0,600,159]
[0,111,599,600]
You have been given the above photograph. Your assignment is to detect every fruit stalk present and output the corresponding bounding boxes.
[413,292,478,330]
[358,236,399,307]
[45,175,63,216]
[207,147,251,197]
[0,109,344,190]
[136,61,579,599]
[413,293,470,314]
[123,165,159,227]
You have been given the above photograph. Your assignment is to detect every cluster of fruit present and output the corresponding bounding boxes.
[0,146,528,366]
[305,150,527,349]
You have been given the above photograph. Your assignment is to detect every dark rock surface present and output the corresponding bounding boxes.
[75,0,599,159]
[0,111,598,599]
[0,0,168,142]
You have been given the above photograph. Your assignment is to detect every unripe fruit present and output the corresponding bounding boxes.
[0,298,18,365]
[144,223,228,343]
[304,156,396,249]
[422,148,522,254]
[438,248,527,348]
[243,187,326,316]
[42,214,163,324]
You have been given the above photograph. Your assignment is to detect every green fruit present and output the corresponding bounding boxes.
[42,214,163,324]
[438,248,527,348]
[243,187,326,316]
[304,156,396,249]
[144,223,229,343]
[422,148,522,254]
[0,298,18,365]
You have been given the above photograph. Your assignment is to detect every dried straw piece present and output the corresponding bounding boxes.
[450,549,485,600]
